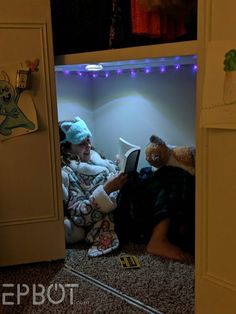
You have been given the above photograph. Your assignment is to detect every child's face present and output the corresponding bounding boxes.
[70,137,91,162]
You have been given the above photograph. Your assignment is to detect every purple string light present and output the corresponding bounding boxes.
[62,61,195,78]
[130,69,136,78]
[144,68,151,74]
[160,66,166,73]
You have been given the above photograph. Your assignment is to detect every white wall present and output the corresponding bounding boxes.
[55,73,94,135]
[55,65,196,169]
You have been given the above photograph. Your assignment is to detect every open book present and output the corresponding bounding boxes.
[118,137,141,175]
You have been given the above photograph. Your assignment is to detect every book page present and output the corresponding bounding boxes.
[118,137,140,173]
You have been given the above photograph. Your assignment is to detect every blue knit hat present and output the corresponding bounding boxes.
[60,117,92,144]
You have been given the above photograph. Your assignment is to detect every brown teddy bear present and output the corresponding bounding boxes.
[145,135,195,175]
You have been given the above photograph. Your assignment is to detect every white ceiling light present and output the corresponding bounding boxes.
[85,64,103,71]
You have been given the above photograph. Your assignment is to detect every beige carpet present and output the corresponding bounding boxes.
[0,243,194,313]
[0,261,146,314]
[65,242,195,314]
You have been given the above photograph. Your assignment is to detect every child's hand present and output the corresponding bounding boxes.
[115,154,120,166]
[103,172,127,194]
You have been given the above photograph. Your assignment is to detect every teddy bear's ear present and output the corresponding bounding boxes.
[60,121,72,132]
[150,135,157,142]
[150,135,166,146]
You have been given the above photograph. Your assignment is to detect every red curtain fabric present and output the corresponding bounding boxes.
[131,0,186,41]
[131,0,161,37]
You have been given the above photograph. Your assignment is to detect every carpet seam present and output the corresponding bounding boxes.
[64,264,163,314]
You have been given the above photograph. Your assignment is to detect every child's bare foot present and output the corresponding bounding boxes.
[146,239,192,263]
[147,219,193,263]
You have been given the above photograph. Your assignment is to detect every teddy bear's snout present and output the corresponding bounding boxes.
[151,153,160,161]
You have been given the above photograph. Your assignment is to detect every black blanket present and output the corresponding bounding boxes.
[114,166,195,253]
